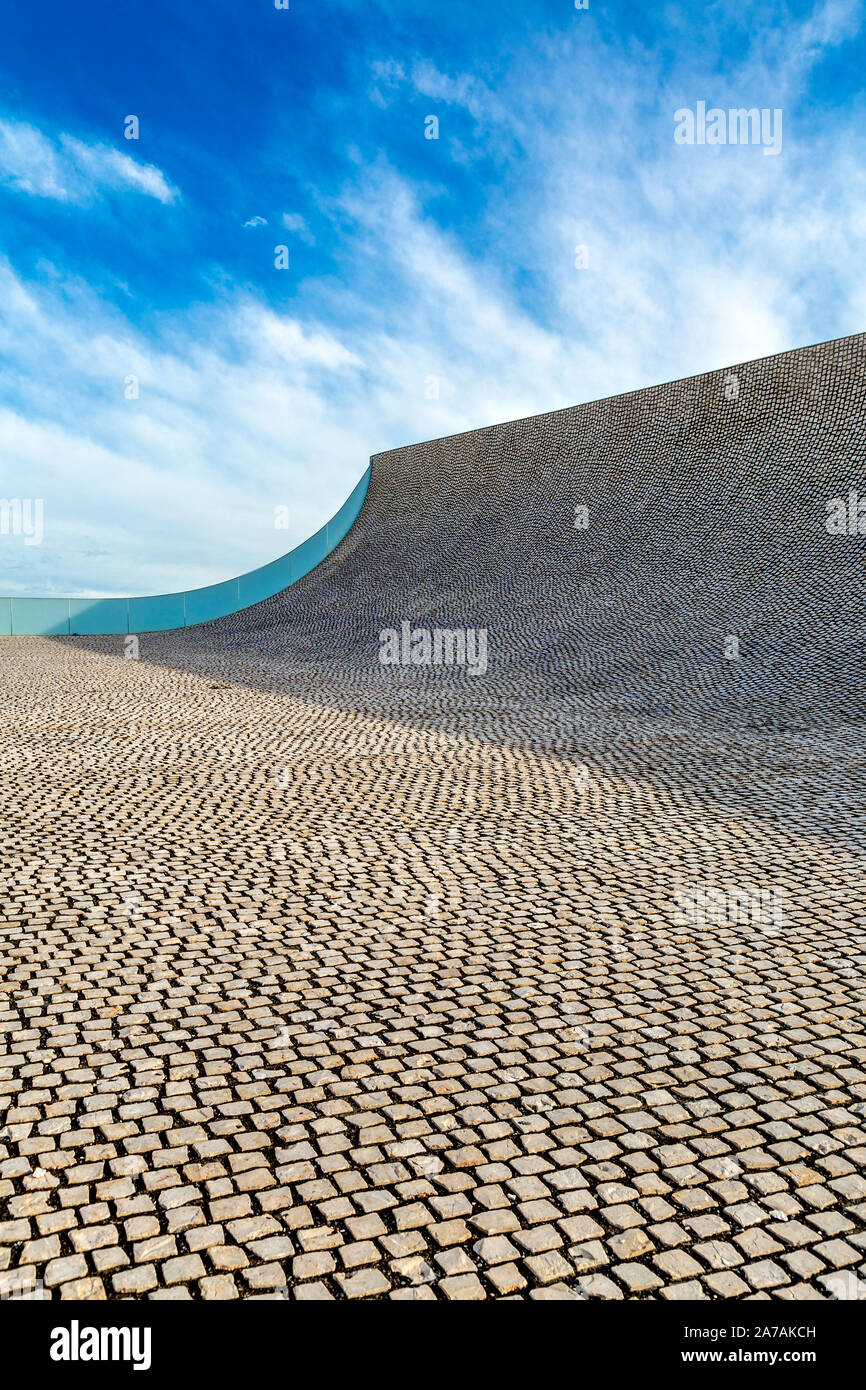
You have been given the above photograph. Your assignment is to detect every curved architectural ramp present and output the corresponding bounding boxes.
[90,330,866,749]
[0,466,371,636]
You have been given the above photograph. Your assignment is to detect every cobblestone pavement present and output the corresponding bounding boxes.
[2,334,866,1301]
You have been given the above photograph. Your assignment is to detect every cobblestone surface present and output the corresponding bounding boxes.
[1,334,866,1300]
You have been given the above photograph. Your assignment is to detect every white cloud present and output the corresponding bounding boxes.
[0,117,178,204]
[0,258,382,597]
[368,58,405,107]
[409,61,509,130]
[281,211,315,243]
[0,120,69,200]
[242,214,268,228]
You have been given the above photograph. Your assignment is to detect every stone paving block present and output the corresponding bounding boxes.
[615,1262,664,1293]
[485,1262,528,1295]
[742,1261,790,1291]
[608,1229,656,1261]
[529,1283,583,1300]
[339,1240,380,1270]
[293,1251,336,1281]
[92,1247,130,1275]
[522,1251,574,1285]
[162,1254,207,1285]
[429,1219,471,1248]
[780,1247,827,1282]
[440,1273,487,1300]
[209,1246,249,1272]
[336,1267,391,1299]
[294,1282,336,1301]
[200,1275,240,1300]
[473,1235,520,1265]
[813,1239,859,1267]
[660,1280,708,1301]
[242,1262,286,1292]
[44,1254,88,1288]
[390,1256,437,1285]
[113,1265,158,1296]
[578,1274,624,1300]
[653,1249,704,1281]
[59,1277,106,1301]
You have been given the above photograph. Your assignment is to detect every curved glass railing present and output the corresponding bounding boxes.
[0,466,371,636]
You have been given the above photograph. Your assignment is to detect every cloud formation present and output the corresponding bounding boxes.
[0,118,178,205]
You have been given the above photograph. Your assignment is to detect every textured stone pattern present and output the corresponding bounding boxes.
[1,332,865,1302]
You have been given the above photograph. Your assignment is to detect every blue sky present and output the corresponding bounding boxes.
[0,0,863,595]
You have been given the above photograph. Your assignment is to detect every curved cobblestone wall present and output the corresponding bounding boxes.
[143,330,866,750]
[1,332,865,1303]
